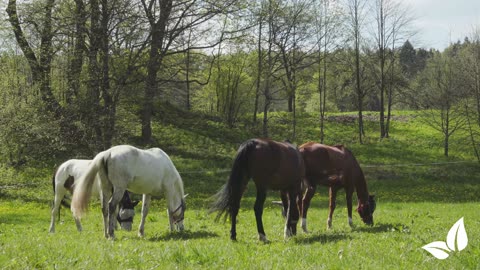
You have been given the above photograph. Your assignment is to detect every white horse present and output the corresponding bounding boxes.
[71,145,186,239]
[49,159,139,233]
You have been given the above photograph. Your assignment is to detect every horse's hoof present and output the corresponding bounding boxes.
[327,219,332,230]
[259,234,269,243]
[284,228,294,238]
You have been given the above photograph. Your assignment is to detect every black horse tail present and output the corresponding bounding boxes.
[210,139,257,221]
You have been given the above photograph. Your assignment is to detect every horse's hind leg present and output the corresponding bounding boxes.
[49,187,67,233]
[301,184,316,233]
[229,183,246,241]
[253,187,268,242]
[100,188,111,238]
[327,187,338,229]
[73,217,83,232]
[230,204,239,241]
[285,190,300,238]
[138,194,151,237]
[107,188,125,239]
[280,191,288,218]
[254,188,267,242]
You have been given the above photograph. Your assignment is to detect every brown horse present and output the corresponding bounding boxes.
[299,142,375,232]
[210,138,304,242]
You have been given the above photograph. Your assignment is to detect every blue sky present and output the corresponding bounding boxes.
[404,0,480,50]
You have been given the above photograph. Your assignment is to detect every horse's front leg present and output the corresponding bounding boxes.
[301,184,316,233]
[285,190,300,238]
[138,194,150,237]
[107,189,125,239]
[254,188,267,242]
[345,188,354,227]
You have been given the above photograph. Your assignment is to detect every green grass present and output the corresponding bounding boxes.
[1,108,480,269]
[1,201,479,269]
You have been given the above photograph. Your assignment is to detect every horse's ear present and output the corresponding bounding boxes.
[132,200,141,207]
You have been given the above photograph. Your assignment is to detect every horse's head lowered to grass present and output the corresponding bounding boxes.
[299,142,376,231]
[117,191,140,231]
[357,194,376,226]
[168,195,187,231]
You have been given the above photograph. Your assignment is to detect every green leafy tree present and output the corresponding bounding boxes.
[416,51,467,157]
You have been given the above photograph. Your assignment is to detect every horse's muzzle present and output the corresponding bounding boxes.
[120,221,133,231]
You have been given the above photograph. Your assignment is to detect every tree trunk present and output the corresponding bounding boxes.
[385,60,394,138]
[351,0,364,144]
[185,46,191,111]
[141,0,172,144]
[263,0,275,138]
[355,36,364,144]
[288,95,294,112]
[88,0,104,150]
[7,0,62,117]
[142,38,159,143]
[443,109,450,157]
[377,0,387,139]
[66,0,87,105]
[100,0,114,149]
[379,51,386,138]
[444,133,449,157]
[253,19,262,124]
[318,62,325,143]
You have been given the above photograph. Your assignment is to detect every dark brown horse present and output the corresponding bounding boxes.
[299,142,375,232]
[210,138,304,242]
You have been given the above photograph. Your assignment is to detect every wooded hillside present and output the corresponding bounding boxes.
[1,0,479,167]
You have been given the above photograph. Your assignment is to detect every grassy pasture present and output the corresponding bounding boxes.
[1,109,480,269]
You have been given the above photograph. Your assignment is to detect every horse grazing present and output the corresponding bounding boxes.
[210,139,304,242]
[71,145,186,239]
[299,142,376,232]
[49,159,139,233]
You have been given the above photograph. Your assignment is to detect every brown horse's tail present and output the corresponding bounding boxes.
[209,139,256,221]
[71,152,108,219]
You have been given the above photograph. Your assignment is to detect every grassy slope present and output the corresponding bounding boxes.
[1,107,479,269]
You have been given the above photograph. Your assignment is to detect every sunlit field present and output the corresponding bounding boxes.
[1,110,479,269]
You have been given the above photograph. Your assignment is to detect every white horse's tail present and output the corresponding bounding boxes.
[71,152,108,219]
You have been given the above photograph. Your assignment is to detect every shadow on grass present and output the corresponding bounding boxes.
[148,229,219,242]
[354,222,411,234]
[293,233,350,245]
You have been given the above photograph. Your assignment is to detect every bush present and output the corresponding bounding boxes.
[0,96,65,167]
